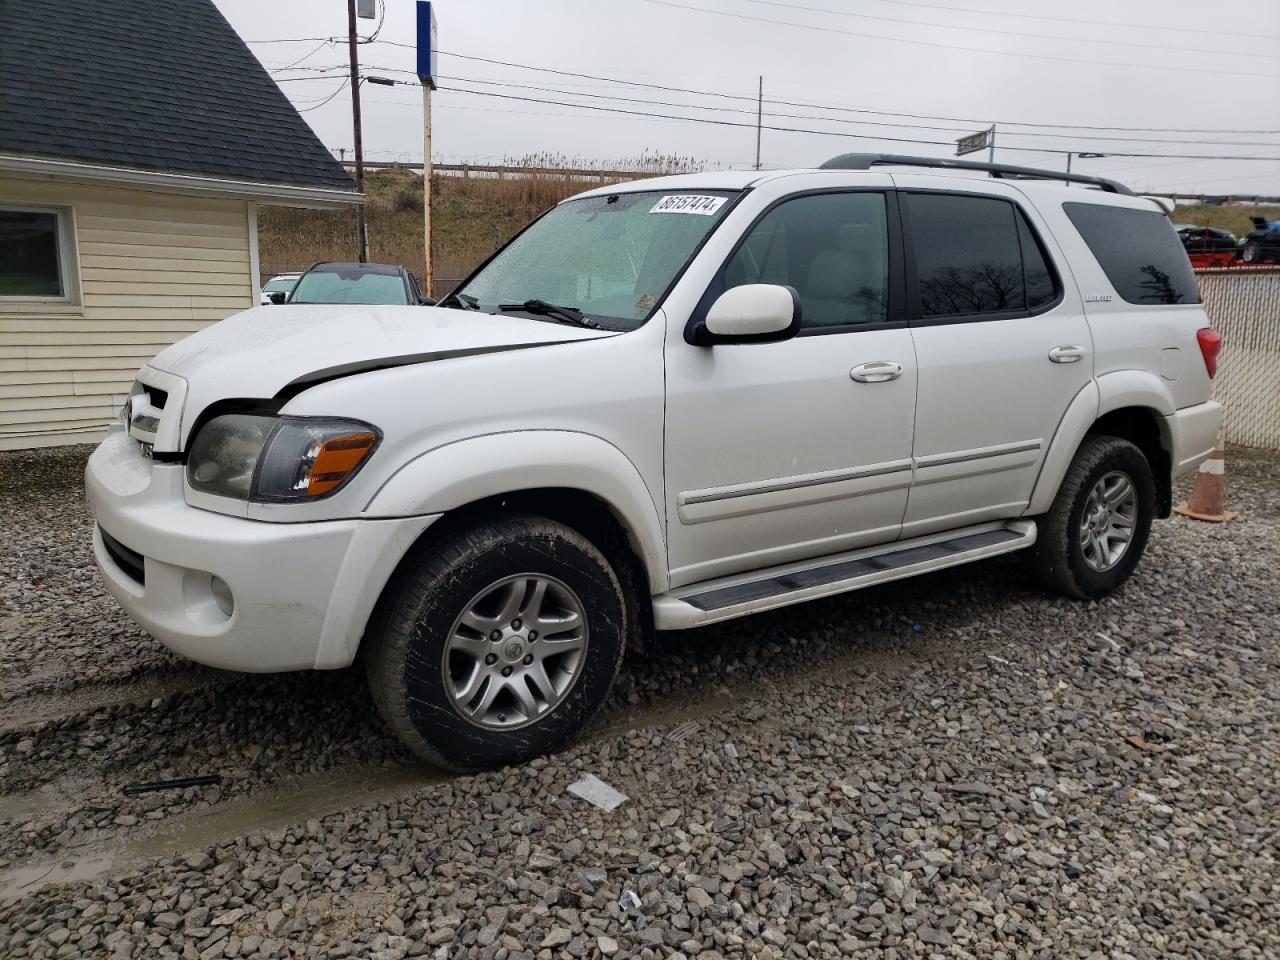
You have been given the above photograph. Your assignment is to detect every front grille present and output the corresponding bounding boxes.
[125,369,186,454]
[100,526,145,586]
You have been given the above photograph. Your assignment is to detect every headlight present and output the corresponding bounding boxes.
[187,414,379,502]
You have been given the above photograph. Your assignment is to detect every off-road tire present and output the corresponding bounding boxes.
[1029,435,1155,600]
[364,515,629,771]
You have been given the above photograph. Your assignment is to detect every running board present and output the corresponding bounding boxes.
[652,520,1036,630]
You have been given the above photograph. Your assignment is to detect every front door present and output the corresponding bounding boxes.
[664,188,917,588]
[896,182,1093,537]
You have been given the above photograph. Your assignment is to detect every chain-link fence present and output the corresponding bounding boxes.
[1197,267,1280,450]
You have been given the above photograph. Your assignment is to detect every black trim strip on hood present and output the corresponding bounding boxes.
[274,336,614,402]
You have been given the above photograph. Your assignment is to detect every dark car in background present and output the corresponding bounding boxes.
[287,262,430,305]
[1240,217,1280,264]
[1175,224,1238,269]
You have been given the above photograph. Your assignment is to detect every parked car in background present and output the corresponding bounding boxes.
[260,273,300,305]
[1175,224,1238,269]
[287,261,429,305]
[87,155,1223,771]
[1240,217,1280,264]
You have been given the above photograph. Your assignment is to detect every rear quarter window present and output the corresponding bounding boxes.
[1063,202,1201,305]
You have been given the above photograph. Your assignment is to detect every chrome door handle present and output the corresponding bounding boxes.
[1048,345,1085,364]
[850,361,903,383]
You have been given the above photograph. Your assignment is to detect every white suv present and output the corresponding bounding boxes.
[87,155,1223,769]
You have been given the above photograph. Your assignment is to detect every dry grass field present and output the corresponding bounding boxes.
[258,153,698,293]
[257,156,1279,296]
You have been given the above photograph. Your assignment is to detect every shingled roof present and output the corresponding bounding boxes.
[0,0,356,192]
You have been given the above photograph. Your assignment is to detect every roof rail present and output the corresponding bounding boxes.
[819,153,1132,195]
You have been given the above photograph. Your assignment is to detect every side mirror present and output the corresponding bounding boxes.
[266,291,287,305]
[418,297,437,306]
[699,284,800,344]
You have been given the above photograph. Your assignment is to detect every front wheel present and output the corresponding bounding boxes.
[1029,435,1155,600]
[1241,241,1261,264]
[364,515,629,770]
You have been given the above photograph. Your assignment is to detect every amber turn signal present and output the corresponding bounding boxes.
[306,431,378,496]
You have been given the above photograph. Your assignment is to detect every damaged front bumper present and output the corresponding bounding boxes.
[85,428,437,672]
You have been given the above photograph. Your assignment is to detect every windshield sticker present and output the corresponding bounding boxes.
[649,194,727,215]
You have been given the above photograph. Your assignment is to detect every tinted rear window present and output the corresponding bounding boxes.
[1063,202,1200,305]
[905,193,1061,319]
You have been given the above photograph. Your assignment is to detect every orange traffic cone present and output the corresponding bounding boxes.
[1173,440,1237,522]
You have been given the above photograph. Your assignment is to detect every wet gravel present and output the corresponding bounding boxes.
[1,444,1277,959]
[0,447,180,701]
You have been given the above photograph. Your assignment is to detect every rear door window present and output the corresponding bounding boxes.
[1064,202,1201,305]
[905,193,1060,319]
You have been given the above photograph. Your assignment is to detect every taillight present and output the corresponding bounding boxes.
[1196,327,1222,378]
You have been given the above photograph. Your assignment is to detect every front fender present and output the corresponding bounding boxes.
[363,430,668,591]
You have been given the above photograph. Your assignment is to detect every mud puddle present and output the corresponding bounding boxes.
[0,666,217,736]
[0,675,753,900]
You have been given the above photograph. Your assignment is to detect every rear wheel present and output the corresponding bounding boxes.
[1241,241,1262,264]
[365,515,629,770]
[1029,435,1155,600]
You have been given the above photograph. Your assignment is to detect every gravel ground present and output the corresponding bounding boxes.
[0,444,1277,959]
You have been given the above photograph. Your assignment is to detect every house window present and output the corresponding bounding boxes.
[0,205,80,306]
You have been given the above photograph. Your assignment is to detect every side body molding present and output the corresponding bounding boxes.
[362,430,669,591]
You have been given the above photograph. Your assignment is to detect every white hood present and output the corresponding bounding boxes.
[142,305,613,451]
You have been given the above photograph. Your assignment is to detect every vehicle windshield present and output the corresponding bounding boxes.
[263,276,296,293]
[453,190,737,329]
[290,266,408,305]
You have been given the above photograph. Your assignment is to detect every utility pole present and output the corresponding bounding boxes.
[416,1,438,298]
[988,123,996,164]
[754,76,763,170]
[423,83,433,296]
[346,0,368,263]
[1065,151,1072,185]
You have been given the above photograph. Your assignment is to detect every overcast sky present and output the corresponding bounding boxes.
[217,0,1280,195]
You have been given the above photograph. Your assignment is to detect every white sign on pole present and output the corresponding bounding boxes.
[357,0,377,18]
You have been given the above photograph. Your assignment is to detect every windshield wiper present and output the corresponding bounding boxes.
[498,299,608,330]
[438,291,479,310]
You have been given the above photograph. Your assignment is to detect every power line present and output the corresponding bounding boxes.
[640,0,1280,80]
[248,37,337,44]
[740,0,1280,60]
[297,77,351,112]
[270,40,334,73]
[379,44,1280,136]
[432,84,1280,162]
[418,72,1280,148]
[272,74,349,83]
[272,40,1280,158]
[847,0,1280,42]
[355,61,1280,149]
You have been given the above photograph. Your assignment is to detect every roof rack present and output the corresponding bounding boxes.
[819,153,1132,195]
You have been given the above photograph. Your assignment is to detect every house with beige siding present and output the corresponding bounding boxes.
[0,0,360,450]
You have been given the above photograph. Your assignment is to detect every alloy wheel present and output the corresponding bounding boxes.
[1079,470,1138,572]
[442,574,588,729]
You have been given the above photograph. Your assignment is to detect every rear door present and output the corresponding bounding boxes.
[895,178,1093,537]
